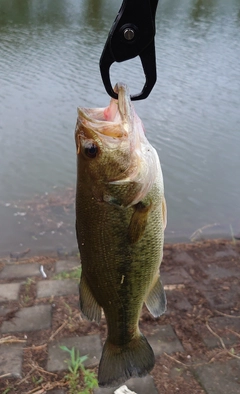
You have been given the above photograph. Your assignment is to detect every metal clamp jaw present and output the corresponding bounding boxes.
[100,0,159,101]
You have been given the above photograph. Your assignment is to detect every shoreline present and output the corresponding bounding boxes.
[0,237,238,262]
[1,186,239,257]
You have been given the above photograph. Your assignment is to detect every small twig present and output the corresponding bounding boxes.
[32,363,58,377]
[206,321,226,349]
[17,362,56,388]
[0,373,11,379]
[25,344,47,351]
[215,310,240,318]
[16,367,36,385]
[190,223,219,241]
[164,353,205,368]
[25,388,45,394]
[206,321,240,360]
[49,321,67,341]
[44,381,68,388]
[164,352,223,368]
[164,353,189,367]
[26,380,68,394]
[41,380,68,391]
[164,284,185,291]
[72,310,82,321]
[0,335,27,345]
[38,369,58,378]
[207,350,226,364]
[226,329,240,339]
[24,378,67,394]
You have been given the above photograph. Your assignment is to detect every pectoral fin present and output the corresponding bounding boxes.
[145,276,167,317]
[79,274,102,323]
[128,201,153,244]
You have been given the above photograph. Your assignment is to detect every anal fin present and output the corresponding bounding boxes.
[145,276,167,317]
[79,274,102,323]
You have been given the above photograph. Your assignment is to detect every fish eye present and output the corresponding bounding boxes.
[84,143,98,158]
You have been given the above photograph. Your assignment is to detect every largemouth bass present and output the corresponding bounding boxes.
[75,83,167,387]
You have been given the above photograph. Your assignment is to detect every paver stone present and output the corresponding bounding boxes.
[0,263,40,279]
[161,267,193,285]
[166,289,192,311]
[47,335,102,372]
[37,279,78,298]
[202,283,239,309]
[194,359,240,394]
[1,304,52,333]
[0,344,24,378]
[0,283,21,302]
[147,324,184,356]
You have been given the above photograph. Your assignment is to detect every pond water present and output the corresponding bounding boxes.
[0,0,240,255]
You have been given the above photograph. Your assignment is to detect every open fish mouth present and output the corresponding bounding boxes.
[77,83,133,139]
[75,82,161,206]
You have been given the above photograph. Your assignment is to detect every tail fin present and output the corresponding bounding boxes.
[98,334,155,388]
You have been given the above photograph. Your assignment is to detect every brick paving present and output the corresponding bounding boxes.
[0,241,239,394]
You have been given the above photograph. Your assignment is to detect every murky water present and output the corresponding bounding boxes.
[0,0,240,255]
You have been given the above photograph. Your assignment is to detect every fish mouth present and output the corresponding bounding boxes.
[77,83,133,139]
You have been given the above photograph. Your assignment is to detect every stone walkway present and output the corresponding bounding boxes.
[0,241,239,393]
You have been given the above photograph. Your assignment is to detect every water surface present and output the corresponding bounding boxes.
[0,0,240,254]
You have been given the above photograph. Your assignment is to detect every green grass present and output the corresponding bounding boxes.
[2,389,11,394]
[60,346,98,394]
[21,277,35,305]
[53,266,82,280]
[31,375,43,385]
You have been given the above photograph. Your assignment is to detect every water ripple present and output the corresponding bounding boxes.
[0,0,240,251]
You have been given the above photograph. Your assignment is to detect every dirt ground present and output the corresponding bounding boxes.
[0,239,239,394]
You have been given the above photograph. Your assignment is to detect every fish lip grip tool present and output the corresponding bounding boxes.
[100,0,159,101]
